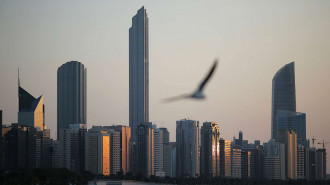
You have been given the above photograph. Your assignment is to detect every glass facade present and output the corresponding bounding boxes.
[57,61,87,140]
[176,119,200,178]
[200,122,220,178]
[276,110,306,147]
[129,7,149,143]
[271,62,296,141]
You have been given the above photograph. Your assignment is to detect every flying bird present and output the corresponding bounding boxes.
[164,59,218,103]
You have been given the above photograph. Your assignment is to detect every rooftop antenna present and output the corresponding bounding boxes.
[18,68,20,87]
[18,68,20,112]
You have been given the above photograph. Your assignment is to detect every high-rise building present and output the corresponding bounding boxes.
[176,119,199,177]
[85,126,121,176]
[51,140,60,168]
[272,62,296,141]
[278,129,297,179]
[110,130,121,175]
[129,6,149,143]
[57,61,87,140]
[137,122,154,177]
[277,110,307,147]
[41,129,52,168]
[160,128,172,177]
[18,86,45,131]
[0,110,3,169]
[153,126,164,175]
[85,126,110,175]
[220,139,231,178]
[263,139,285,180]
[297,144,305,179]
[106,125,131,174]
[316,148,326,180]
[307,147,316,181]
[200,122,220,178]
[2,123,50,170]
[231,145,242,179]
[254,145,265,179]
[241,151,251,179]
[171,142,176,177]
[239,131,243,146]
[59,124,86,175]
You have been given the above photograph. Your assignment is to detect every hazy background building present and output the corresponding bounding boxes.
[264,139,285,180]
[272,62,296,141]
[129,6,149,143]
[160,128,172,177]
[57,61,87,140]
[176,119,199,177]
[59,124,86,175]
[153,125,164,176]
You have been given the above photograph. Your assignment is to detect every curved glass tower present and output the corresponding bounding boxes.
[271,62,296,140]
[57,61,87,139]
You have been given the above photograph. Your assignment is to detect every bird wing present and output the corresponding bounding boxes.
[163,94,191,103]
[197,59,218,92]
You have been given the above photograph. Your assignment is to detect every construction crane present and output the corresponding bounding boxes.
[312,136,316,147]
[317,140,330,149]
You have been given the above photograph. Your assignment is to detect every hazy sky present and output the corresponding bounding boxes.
[1,0,330,172]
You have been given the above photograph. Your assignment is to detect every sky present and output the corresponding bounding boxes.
[1,0,330,172]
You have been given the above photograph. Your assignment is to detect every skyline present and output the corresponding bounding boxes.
[0,1,330,173]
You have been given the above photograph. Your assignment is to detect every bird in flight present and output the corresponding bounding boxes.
[164,59,218,103]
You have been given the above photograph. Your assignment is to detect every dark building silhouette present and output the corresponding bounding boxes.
[0,110,2,169]
[241,151,251,179]
[200,122,220,178]
[137,122,154,177]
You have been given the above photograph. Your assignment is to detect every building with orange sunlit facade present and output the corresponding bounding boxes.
[85,126,121,176]
[102,134,110,175]
[105,125,131,174]
[220,139,231,178]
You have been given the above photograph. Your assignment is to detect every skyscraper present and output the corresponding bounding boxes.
[153,126,164,175]
[220,139,231,178]
[137,122,154,177]
[57,61,87,140]
[278,129,298,179]
[200,122,220,178]
[176,119,200,177]
[106,125,131,174]
[160,128,172,177]
[271,62,296,141]
[129,6,149,142]
[59,124,86,175]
